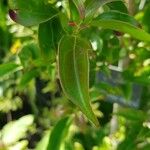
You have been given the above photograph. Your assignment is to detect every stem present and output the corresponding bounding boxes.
[7,111,12,122]
[125,0,136,15]
[110,103,119,134]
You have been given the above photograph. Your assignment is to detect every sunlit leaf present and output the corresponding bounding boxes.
[36,131,50,150]
[1,115,34,145]
[8,140,28,150]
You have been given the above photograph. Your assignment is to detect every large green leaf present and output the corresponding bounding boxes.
[47,116,72,150]
[8,0,57,26]
[91,11,150,42]
[0,63,20,78]
[58,35,99,126]
[38,17,63,62]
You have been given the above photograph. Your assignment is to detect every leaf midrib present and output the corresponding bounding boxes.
[73,36,86,107]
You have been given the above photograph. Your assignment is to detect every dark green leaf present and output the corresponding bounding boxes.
[143,4,150,32]
[8,0,57,26]
[47,116,72,150]
[107,1,128,13]
[91,11,150,42]
[58,35,99,126]
[38,17,63,62]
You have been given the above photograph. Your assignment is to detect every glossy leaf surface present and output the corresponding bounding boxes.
[91,11,150,42]
[8,0,57,26]
[58,35,99,126]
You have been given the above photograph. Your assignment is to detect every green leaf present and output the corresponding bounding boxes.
[58,35,99,126]
[122,67,150,85]
[69,0,80,22]
[8,0,57,26]
[59,12,74,34]
[85,0,123,21]
[91,11,150,42]
[143,4,150,32]
[19,69,38,88]
[47,116,72,150]
[38,17,63,62]
[0,63,20,77]
[115,108,147,121]
[36,131,50,150]
[107,1,128,13]
[1,115,34,145]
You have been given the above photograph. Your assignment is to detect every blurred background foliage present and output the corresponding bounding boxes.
[0,0,150,150]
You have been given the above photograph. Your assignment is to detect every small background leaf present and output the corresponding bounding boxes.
[47,116,72,150]
[8,0,57,26]
[0,63,20,78]
[19,42,40,68]
[1,115,34,145]
[19,69,38,89]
